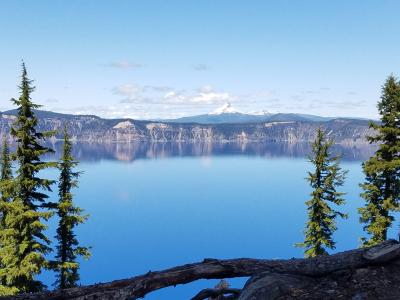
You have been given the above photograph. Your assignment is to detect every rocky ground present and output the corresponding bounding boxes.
[237,263,400,300]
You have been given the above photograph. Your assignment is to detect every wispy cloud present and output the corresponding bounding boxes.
[192,63,210,71]
[106,61,142,69]
[191,86,231,104]
[112,83,233,106]
[104,83,372,119]
[144,85,171,92]
[335,100,365,108]
[160,86,232,105]
[112,84,175,104]
[302,90,319,95]
[163,90,186,103]
[113,84,143,100]
[55,103,188,120]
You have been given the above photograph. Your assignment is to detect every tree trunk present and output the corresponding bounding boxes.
[4,240,400,300]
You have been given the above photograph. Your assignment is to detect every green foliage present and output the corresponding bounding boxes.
[359,75,400,247]
[0,138,18,295]
[51,126,90,289]
[0,139,12,181]
[0,62,56,294]
[0,138,13,226]
[297,128,347,258]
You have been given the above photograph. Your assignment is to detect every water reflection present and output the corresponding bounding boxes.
[43,141,377,162]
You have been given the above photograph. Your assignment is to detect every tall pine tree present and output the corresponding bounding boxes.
[0,62,56,294]
[0,138,15,295]
[297,128,347,258]
[359,75,400,246]
[52,126,90,289]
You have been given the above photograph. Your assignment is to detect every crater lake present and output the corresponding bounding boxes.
[37,141,390,299]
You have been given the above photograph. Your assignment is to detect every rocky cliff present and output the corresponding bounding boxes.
[0,111,375,144]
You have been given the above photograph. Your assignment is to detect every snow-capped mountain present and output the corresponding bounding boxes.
[209,102,241,115]
[166,102,334,124]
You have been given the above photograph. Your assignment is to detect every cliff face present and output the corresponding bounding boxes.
[0,112,374,144]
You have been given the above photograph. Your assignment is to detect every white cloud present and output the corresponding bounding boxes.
[191,86,232,104]
[112,83,233,107]
[163,91,186,103]
[198,85,214,93]
[159,86,233,105]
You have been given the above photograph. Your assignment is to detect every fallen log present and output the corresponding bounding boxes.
[4,239,400,300]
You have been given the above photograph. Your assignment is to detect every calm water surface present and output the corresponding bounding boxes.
[37,142,391,299]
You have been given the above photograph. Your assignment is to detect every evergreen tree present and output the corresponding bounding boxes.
[0,138,16,295]
[0,138,13,227]
[0,62,56,294]
[297,128,347,258]
[359,75,400,246]
[52,126,90,289]
[0,139,12,181]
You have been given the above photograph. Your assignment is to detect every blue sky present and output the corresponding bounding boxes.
[0,1,399,119]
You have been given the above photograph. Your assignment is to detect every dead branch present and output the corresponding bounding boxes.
[4,240,400,300]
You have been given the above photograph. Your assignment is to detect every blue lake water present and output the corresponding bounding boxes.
[36,141,395,299]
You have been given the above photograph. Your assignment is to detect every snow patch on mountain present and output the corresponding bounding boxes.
[209,103,276,116]
[246,109,275,116]
[209,102,241,115]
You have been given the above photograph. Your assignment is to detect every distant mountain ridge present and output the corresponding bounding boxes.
[161,102,354,124]
[167,112,334,124]
[0,108,375,144]
[1,109,99,120]
[1,102,371,125]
